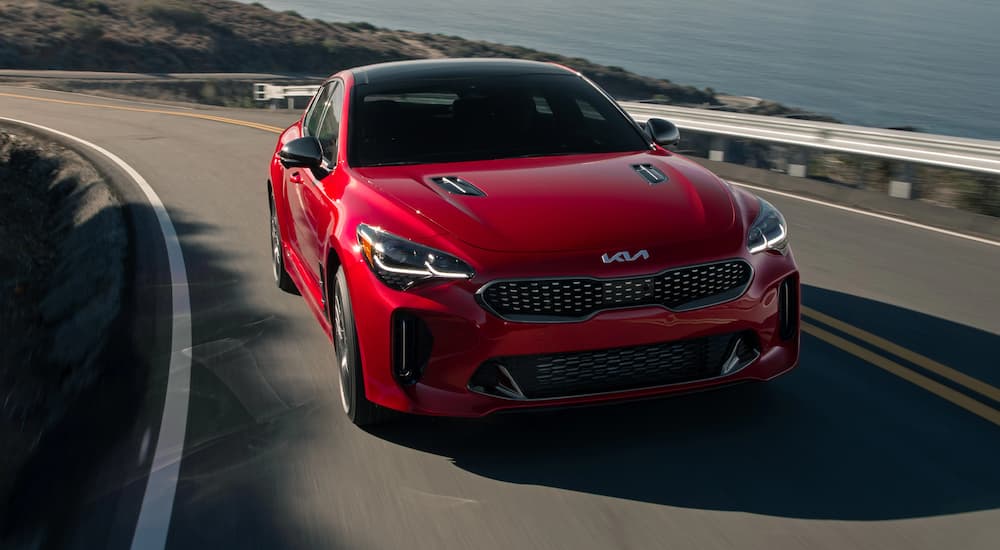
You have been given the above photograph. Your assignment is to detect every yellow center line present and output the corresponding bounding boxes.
[803,306,1000,403]
[0,91,285,134]
[803,322,1000,427]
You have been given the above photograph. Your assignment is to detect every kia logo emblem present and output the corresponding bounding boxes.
[602,250,650,263]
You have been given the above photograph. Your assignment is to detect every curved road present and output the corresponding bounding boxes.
[1,86,998,550]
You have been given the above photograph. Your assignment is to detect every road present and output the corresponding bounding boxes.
[1,86,998,550]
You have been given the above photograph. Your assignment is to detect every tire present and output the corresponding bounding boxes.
[269,191,298,294]
[331,266,391,426]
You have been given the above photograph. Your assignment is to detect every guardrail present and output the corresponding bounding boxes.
[254,83,321,107]
[253,83,1000,184]
[623,102,1000,177]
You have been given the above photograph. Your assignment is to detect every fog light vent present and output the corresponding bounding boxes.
[469,361,527,399]
[721,334,760,375]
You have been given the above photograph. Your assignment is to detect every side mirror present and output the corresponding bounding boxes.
[645,118,681,147]
[278,137,325,171]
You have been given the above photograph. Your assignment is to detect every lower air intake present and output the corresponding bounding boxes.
[470,331,758,400]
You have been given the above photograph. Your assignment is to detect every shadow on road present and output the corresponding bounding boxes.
[1,204,325,549]
[372,285,1000,521]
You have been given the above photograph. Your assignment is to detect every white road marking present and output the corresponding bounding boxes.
[0,117,192,550]
[401,487,480,506]
[729,180,1000,248]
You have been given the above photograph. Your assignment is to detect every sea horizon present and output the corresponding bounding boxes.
[247,0,1000,140]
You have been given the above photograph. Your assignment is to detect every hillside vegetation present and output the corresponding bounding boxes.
[0,0,719,104]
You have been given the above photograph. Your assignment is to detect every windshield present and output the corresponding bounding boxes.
[348,73,650,166]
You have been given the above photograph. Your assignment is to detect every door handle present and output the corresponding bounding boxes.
[289,171,304,185]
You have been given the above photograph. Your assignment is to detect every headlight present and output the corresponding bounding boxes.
[357,224,474,290]
[747,198,788,254]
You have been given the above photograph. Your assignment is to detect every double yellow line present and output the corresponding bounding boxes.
[5,88,998,427]
[802,306,1000,426]
[0,91,285,134]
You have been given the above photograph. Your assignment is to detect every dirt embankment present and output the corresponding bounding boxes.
[0,127,126,514]
[0,0,838,120]
[0,0,718,104]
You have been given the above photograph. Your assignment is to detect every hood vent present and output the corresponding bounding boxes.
[430,176,486,197]
[632,164,668,185]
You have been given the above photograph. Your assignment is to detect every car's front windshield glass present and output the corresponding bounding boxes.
[349,73,650,167]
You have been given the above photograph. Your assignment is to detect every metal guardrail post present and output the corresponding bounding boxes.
[709,136,727,162]
[788,148,809,178]
[889,162,917,199]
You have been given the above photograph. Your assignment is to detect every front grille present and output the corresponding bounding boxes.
[470,331,755,400]
[479,260,752,322]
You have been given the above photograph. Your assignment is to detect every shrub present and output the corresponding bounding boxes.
[342,21,377,32]
[54,0,111,13]
[66,16,104,40]
[956,175,1000,217]
[140,1,208,29]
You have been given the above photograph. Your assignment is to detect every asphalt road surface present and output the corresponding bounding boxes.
[1,86,998,550]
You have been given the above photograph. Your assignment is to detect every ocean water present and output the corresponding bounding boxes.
[251,0,1000,139]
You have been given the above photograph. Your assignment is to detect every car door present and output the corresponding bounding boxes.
[292,79,344,290]
[285,82,334,270]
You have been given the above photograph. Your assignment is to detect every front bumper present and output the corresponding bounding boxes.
[347,250,800,418]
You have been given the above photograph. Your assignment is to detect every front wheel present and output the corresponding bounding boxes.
[332,266,390,426]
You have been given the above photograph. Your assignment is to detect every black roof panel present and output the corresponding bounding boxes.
[350,58,573,85]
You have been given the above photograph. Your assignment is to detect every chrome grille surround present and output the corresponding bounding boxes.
[477,259,753,323]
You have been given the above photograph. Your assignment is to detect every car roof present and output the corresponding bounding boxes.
[349,58,574,85]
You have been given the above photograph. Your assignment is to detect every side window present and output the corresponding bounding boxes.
[315,82,345,163]
[303,83,334,137]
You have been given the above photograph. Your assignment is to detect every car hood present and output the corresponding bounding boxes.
[355,151,742,254]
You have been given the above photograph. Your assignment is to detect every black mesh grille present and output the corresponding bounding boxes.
[479,260,752,321]
[474,332,745,399]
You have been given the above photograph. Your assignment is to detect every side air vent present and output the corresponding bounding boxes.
[430,176,486,197]
[778,275,799,340]
[632,164,668,185]
[392,311,434,385]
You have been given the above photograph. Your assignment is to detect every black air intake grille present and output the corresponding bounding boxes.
[778,275,799,340]
[632,164,668,184]
[430,176,485,196]
[471,331,751,399]
[479,260,752,322]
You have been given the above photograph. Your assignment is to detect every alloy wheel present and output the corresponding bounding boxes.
[270,204,282,282]
[333,290,353,414]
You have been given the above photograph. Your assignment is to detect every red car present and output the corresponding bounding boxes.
[268,59,799,425]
